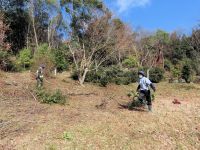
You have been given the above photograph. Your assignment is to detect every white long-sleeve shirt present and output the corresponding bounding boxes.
[138,77,152,91]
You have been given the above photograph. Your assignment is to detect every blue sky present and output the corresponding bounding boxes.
[103,0,200,34]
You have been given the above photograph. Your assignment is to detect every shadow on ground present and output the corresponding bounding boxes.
[117,102,147,112]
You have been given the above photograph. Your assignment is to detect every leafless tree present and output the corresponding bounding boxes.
[28,0,39,48]
[136,34,164,78]
[0,12,11,70]
[67,12,135,85]
[191,27,200,52]
[112,19,136,66]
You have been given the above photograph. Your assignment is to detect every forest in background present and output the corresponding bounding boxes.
[1,0,200,86]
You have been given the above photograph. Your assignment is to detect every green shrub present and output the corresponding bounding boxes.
[128,91,155,110]
[171,58,180,65]
[71,66,138,86]
[122,56,138,68]
[32,44,55,76]
[52,46,69,72]
[71,68,111,86]
[181,58,199,75]
[85,70,102,83]
[164,59,173,71]
[124,71,138,83]
[120,77,131,85]
[181,64,192,83]
[79,66,161,85]
[191,60,200,75]
[149,67,164,83]
[17,48,33,69]
[114,71,137,85]
[0,50,15,71]
[171,67,181,79]
[36,88,67,105]
[104,66,122,79]
[36,43,50,55]
[99,75,109,87]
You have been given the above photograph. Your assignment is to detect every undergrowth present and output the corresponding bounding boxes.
[127,90,155,109]
[36,88,67,105]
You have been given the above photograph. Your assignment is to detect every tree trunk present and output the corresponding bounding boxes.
[79,68,89,86]
[26,23,30,49]
[32,16,38,48]
[94,61,99,72]
[48,24,51,48]
[54,68,57,76]
[118,50,121,65]
[147,68,150,79]
[30,0,38,48]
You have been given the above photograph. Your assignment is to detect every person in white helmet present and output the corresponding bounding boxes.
[137,71,156,112]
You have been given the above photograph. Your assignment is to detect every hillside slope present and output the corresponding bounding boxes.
[0,72,200,150]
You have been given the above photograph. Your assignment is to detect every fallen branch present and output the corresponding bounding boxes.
[29,91,37,101]
[68,92,98,96]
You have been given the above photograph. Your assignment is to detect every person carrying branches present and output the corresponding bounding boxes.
[137,71,156,112]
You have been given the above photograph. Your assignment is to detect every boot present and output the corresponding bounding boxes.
[148,105,152,112]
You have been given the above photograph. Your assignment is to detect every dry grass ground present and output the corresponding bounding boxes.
[0,71,200,150]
